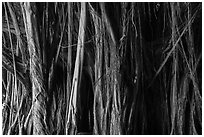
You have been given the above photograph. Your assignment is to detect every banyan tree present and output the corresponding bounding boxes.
[2,2,202,135]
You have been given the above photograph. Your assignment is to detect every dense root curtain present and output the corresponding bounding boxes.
[21,2,49,134]
[66,2,87,135]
